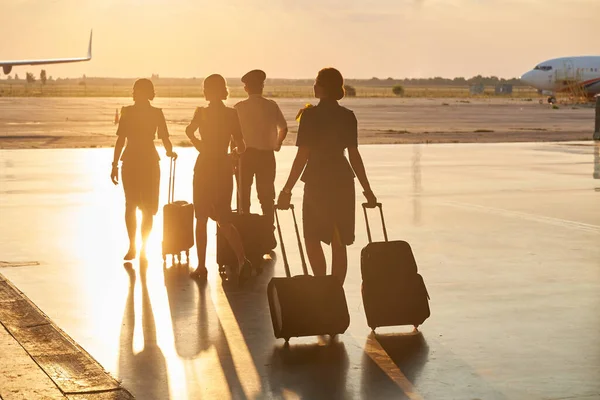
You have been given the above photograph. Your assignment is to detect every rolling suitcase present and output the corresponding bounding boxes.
[267,204,350,343]
[216,159,276,276]
[162,157,194,265]
[361,203,430,331]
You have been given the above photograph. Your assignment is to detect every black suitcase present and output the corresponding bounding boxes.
[267,205,350,343]
[361,203,430,330]
[162,158,194,265]
[216,160,276,275]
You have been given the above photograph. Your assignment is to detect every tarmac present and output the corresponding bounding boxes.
[0,142,599,399]
[0,97,595,148]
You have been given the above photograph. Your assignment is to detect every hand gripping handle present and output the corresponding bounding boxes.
[274,204,310,277]
[362,202,388,243]
[168,157,177,204]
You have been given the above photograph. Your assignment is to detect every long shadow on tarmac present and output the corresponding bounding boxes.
[269,340,351,399]
[117,250,507,399]
[361,331,429,399]
[118,261,170,400]
[164,261,248,399]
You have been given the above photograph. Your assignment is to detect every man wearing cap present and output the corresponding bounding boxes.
[235,70,288,227]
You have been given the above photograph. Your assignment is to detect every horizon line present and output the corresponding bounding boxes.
[0,75,523,81]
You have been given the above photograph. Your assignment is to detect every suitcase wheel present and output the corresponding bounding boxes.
[284,338,290,344]
[413,325,419,331]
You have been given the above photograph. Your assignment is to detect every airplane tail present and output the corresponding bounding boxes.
[87,30,93,60]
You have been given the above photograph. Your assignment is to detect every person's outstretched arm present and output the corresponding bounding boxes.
[111,107,128,185]
[346,111,377,205]
[282,147,309,192]
[348,147,377,205]
[111,135,126,185]
[161,137,177,158]
[186,108,204,152]
[275,104,288,151]
[158,109,177,158]
[231,112,246,154]
[276,146,309,208]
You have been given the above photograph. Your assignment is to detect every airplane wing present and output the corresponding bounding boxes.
[1,31,92,74]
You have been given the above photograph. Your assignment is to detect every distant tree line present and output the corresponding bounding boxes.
[6,70,51,84]
[2,74,524,87]
[344,76,524,87]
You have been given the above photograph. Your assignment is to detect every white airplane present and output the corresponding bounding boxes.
[0,31,92,75]
[520,56,600,103]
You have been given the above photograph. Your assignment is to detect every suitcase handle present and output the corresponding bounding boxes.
[274,204,310,278]
[232,154,244,215]
[236,155,243,215]
[362,202,388,243]
[167,157,177,204]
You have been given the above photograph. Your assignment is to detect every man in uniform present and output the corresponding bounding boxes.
[235,70,288,227]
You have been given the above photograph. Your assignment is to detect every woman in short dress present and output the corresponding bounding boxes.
[278,68,377,284]
[186,74,252,281]
[111,78,177,260]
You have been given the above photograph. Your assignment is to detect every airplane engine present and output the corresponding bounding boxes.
[2,65,12,75]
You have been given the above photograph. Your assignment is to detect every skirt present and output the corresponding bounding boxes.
[193,156,233,222]
[122,161,160,215]
[302,178,355,246]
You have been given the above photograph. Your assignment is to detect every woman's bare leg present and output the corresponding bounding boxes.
[191,215,208,278]
[305,238,327,276]
[124,204,137,260]
[331,240,348,284]
[140,211,154,257]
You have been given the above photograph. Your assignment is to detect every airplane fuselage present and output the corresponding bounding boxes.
[520,56,600,97]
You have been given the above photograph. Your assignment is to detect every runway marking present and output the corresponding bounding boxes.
[353,332,425,400]
[437,200,600,234]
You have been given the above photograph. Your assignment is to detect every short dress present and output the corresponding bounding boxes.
[116,103,169,215]
[190,103,243,222]
[296,100,358,246]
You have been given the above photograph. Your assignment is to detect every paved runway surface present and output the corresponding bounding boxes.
[0,143,599,399]
[0,98,594,148]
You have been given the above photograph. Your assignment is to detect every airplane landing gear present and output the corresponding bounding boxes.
[548,96,556,104]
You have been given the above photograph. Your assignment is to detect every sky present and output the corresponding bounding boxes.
[0,0,598,80]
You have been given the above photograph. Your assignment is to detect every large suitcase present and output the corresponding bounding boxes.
[216,159,276,276]
[162,158,194,265]
[361,203,430,330]
[267,205,350,343]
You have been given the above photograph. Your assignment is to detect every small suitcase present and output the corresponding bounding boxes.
[267,204,350,343]
[361,203,430,331]
[216,159,276,276]
[162,157,194,265]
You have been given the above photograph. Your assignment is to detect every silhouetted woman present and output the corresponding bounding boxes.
[277,68,377,284]
[186,74,252,281]
[111,78,177,260]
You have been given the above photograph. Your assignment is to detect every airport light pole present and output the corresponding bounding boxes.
[594,95,600,141]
